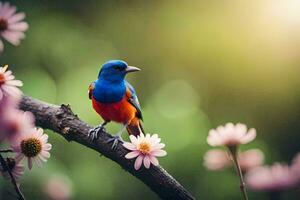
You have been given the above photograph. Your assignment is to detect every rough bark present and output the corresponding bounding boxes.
[20,96,195,200]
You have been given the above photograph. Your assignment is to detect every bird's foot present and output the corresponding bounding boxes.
[107,135,124,149]
[88,125,106,141]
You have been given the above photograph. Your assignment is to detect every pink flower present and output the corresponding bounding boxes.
[245,163,299,191]
[0,95,19,113]
[291,153,300,181]
[123,133,167,170]
[203,149,231,170]
[1,158,24,180]
[11,128,52,170]
[238,149,264,171]
[204,149,264,171]
[0,2,28,51]
[0,65,23,100]
[0,109,35,141]
[207,123,256,147]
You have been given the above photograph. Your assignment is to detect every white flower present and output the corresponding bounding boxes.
[11,128,52,170]
[123,133,167,170]
[207,123,256,147]
[245,163,299,191]
[0,65,23,100]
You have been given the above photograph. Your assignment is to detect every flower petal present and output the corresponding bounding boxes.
[152,150,167,157]
[129,135,138,145]
[8,22,28,32]
[43,143,52,151]
[8,13,25,24]
[28,158,33,170]
[15,153,24,163]
[149,155,159,166]
[1,31,25,45]
[143,155,151,169]
[125,151,140,159]
[134,155,144,170]
[241,128,256,144]
[123,142,137,151]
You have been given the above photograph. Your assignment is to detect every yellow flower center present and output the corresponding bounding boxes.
[0,18,8,32]
[138,142,151,154]
[21,138,42,157]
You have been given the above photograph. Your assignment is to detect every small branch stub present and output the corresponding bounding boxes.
[19,96,195,200]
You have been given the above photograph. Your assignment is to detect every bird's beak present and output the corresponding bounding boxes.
[125,66,141,73]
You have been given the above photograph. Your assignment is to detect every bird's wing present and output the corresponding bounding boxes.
[88,81,95,100]
[125,81,143,121]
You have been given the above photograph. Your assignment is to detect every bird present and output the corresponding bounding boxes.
[88,60,144,149]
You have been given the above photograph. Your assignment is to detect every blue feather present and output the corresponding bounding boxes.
[125,81,141,111]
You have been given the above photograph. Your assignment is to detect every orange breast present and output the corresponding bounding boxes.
[92,96,136,124]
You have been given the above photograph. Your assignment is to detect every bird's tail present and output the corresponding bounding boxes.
[126,118,144,136]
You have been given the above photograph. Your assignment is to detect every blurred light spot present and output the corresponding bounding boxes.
[263,0,300,27]
[44,174,72,200]
[153,80,200,119]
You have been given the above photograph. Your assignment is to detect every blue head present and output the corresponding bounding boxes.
[93,60,140,103]
[98,60,140,83]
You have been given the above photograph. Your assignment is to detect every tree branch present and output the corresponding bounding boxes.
[19,96,195,200]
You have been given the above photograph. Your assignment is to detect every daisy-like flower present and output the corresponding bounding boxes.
[0,2,28,51]
[123,133,167,170]
[0,65,23,100]
[207,123,256,148]
[203,149,264,171]
[245,163,299,191]
[0,109,35,141]
[11,128,52,170]
[1,157,24,180]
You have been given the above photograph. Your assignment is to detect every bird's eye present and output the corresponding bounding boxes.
[114,66,123,71]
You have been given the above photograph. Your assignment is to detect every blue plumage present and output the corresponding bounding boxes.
[93,60,141,104]
[93,60,127,103]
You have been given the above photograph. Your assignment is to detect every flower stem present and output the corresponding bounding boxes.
[0,153,25,200]
[228,147,249,200]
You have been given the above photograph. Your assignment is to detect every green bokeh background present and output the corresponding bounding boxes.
[1,0,300,199]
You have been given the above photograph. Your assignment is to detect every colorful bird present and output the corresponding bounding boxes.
[88,60,144,148]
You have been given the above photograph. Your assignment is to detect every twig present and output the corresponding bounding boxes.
[0,149,13,153]
[0,154,25,200]
[20,95,195,200]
